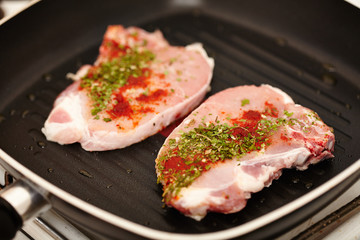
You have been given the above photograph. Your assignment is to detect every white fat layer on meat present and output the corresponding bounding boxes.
[327,138,335,150]
[261,84,294,104]
[177,147,311,220]
[237,147,311,191]
[41,94,87,144]
[179,187,225,207]
[66,65,91,81]
[186,43,215,70]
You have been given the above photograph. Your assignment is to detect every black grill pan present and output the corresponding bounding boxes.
[0,0,359,239]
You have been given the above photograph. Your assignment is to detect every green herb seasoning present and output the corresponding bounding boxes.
[284,110,294,117]
[80,48,155,119]
[241,98,250,106]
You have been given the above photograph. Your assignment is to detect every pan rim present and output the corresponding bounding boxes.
[1,148,359,239]
[0,0,41,26]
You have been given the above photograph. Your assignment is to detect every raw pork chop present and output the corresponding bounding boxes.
[42,26,214,151]
[156,85,335,220]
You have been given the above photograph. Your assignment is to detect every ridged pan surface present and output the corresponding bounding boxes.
[0,0,359,238]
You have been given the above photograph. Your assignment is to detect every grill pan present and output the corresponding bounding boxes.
[0,0,360,239]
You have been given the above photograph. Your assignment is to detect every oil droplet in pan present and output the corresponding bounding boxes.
[10,109,16,116]
[305,182,313,189]
[292,177,300,184]
[322,74,337,86]
[22,110,30,118]
[43,73,52,82]
[275,37,287,46]
[37,141,46,148]
[0,115,5,123]
[296,70,303,77]
[27,94,36,101]
[79,169,93,178]
[322,63,336,72]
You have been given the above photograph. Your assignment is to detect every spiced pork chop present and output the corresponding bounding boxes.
[42,25,214,151]
[156,84,335,220]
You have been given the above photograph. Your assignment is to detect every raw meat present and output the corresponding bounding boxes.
[156,84,335,220]
[42,26,214,151]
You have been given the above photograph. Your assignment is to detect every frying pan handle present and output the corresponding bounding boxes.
[0,179,51,239]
